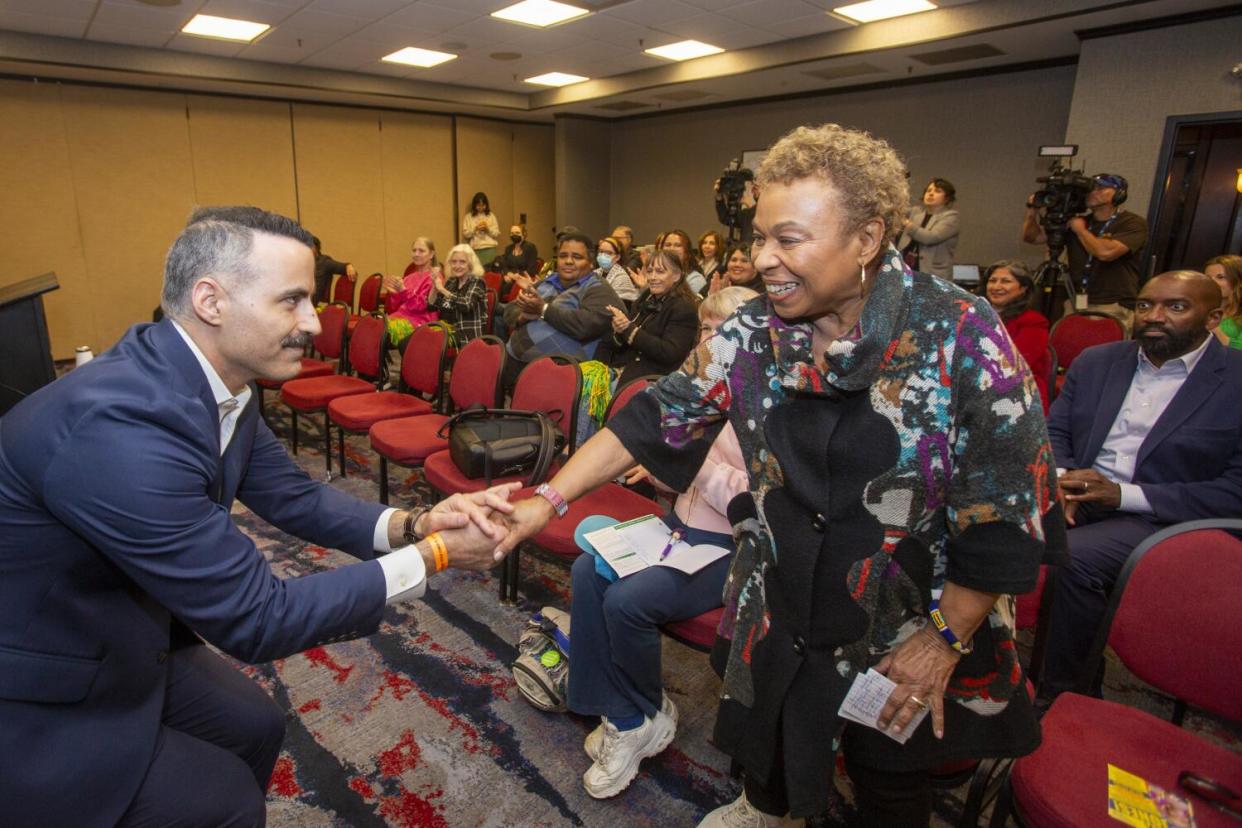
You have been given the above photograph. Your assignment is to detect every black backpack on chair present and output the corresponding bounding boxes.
[439,406,562,485]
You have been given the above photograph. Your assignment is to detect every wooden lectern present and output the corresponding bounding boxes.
[0,272,59,417]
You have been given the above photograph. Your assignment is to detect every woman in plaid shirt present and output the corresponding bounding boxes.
[429,244,489,346]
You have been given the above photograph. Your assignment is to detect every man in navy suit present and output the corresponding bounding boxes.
[0,207,518,827]
[1042,270,1242,697]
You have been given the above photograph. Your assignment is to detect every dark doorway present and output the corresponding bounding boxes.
[1148,112,1242,276]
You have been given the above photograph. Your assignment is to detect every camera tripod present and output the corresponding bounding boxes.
[1032,246,1079,320]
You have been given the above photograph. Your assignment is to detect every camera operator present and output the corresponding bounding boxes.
[1022,173,1148,328]
[714,163,757,246]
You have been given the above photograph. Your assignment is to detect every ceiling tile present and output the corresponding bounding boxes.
[2,0,96,20]
[195,0,294,25]
[722,0,824,27]
[759,11,851,37]
[559,11,649,43]
[376,2,476,33]
[600,0,701,27]
[498,25,584,52]
[0,9,85,37]
[238,41,325,63]
[677,0,753,9]
[419,0,511,14]
[272,8,365,35]
[93,1,198,34]
[86,22,173,47]
[305,0,409,16]
[348,21,433,49]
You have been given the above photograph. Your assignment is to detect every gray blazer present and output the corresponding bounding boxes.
[898,206,959,279]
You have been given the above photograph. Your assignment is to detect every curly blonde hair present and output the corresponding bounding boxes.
[756,123,909,245]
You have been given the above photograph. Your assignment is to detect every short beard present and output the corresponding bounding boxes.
[1135,324,1203,362]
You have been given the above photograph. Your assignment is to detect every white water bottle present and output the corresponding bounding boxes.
[74,346,94,367]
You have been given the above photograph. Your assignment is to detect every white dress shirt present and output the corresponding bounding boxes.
[171,320,425,601]
[1093,334,1212,512]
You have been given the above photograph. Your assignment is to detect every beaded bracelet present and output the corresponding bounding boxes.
[425,532,449,573]
[402,505,431,546]
[928,597,973,655]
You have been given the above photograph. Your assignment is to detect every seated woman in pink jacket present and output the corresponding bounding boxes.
[382,236,441,349]
[564,286,758,802]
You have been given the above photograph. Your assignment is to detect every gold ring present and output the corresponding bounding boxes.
[907,695,928,709]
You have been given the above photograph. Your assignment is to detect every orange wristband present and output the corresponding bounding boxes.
[426,532,449,573]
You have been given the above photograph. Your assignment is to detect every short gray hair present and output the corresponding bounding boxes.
[161,206,312,318]
[756,123,910,245]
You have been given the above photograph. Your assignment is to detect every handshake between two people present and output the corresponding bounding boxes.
[410,482,565,572]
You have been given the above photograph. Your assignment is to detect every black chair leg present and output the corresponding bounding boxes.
[323,414,332,475]
[338,426,347,478]
[379,456,389,505]
[290,410,299,454]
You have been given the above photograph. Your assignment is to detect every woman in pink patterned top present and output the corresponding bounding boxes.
[382,236,441,347]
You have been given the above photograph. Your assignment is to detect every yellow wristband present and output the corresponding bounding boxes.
[426,532,449,573]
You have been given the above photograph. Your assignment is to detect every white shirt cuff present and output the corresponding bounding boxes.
[1118,483,1153,514]
[373,507,399,553]
[377,544,428,603]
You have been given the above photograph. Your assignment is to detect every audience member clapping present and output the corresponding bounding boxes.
[984,259,1051,413]
[708,245,763,295]
[496,223,539,281]
[696,230,725,292]
[382,237,441,350]
[660,229,706,295]
[596,235,639,305]
[428,244,488,345]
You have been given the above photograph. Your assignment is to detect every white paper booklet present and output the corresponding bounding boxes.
[582,514,730,578]
[837,668,929,745]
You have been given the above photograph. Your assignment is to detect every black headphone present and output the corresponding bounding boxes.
[1095,173,1128,206]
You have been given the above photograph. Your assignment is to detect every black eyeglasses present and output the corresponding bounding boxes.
[1179,771,1241,820]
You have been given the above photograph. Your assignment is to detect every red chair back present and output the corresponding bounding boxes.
[314,303,349,363]
[606,375,656,421]
[448,336,503,412]
[358,273,383,313]
[1049,311,1125,373]
[400,323,447,398]
[484,289,498,334]
[1099,520,1242,721]
[1045,344,1058,404]
[483,271,503,294]
[347,314,387,382]
[512,356,582,450]
[331,274,355,309]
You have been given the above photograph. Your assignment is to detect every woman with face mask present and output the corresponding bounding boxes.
[596,235,638,306]
[496,224,539,282]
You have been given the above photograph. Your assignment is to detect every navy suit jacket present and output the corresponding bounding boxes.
[1047,337,1242,523]
[0,320,389,827]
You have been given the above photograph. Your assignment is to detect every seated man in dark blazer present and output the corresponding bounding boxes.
[1042,270,1242,697]
[0,206,519,828]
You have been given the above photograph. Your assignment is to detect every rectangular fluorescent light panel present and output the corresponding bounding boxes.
[644,40,724,61]
[833,0,936,24]
[181,14,270,42]
[382,47,457,68]
[492,0,589,28]
[525,72,588,87]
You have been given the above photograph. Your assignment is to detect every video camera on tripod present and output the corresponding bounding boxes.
[1028,145,1094,314]
[716,158,755,243]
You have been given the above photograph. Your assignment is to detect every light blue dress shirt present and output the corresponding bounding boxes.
[1092,334,1212,512]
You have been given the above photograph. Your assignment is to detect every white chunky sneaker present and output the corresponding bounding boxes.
[697,792,798,828]
[581,704,677,799]
[585,693,678,762]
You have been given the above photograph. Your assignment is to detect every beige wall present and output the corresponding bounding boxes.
[0,81,550,359]
[607,64,1079,268]
[555,116,613,243]
[456,117,557,260]
[1066,16,1242,231]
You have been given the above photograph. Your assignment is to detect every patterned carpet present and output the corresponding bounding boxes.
[230,404,1238,827]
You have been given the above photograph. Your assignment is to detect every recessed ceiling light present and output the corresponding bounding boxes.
[525,71,588,87]
[382,47,458,68]
[644,40,724,61]
[832,0,936,24]
[492,0,589,28]
[181,14,270,43]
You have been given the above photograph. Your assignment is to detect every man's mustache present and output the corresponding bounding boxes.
[282,332,314,349]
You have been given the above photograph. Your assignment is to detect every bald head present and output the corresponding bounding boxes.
[1134,270,1223,366]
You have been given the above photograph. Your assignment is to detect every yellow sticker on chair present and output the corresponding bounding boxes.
[1107,764,1196,828]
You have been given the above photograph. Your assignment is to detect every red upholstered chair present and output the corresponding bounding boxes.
[368,335,505,505]
[483,271,503,295]
[1044,344,1058,406]
[330,273,356,310]
[326,322,447,479]
[1049,311,1125,396]
[280,313,386,473]
[256,302,348,416]
[994,519,1242,828]
[662,607,724,652]
[483,288,498,335]
[423,355,581,601]
[348,273,383,336]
